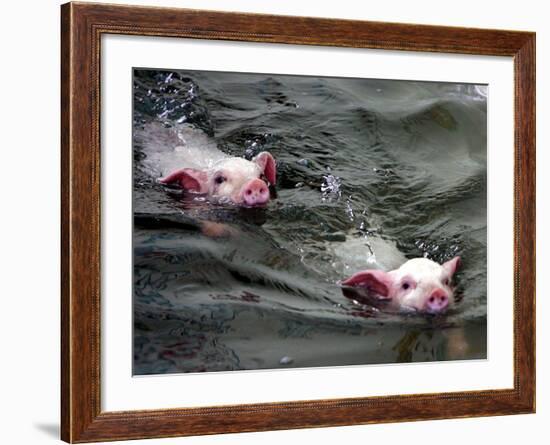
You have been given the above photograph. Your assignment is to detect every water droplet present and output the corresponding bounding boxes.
[157,110,170,119]
[321,173,342,201]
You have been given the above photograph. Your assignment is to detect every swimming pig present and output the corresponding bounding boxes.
[159,151,276,207]
[137,122,277,206]
[341,256,461,314]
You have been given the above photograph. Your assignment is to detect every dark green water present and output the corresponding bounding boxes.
[132,68,487,375]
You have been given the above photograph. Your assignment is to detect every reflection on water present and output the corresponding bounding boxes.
[133,69,487,375]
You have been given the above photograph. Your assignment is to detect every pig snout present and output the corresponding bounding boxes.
[241,178,270,206]
[425,288,449,313]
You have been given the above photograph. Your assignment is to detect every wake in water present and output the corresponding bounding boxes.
[136,122,222,178]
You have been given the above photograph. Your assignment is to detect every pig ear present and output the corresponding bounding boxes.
[341,270,393,299]
[442,256,461,276]
[158,168,208,193]
[253,152,276,185]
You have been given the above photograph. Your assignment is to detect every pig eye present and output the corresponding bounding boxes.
[402,282,411,290]
[444,278,450,286]
[214,175,226,185]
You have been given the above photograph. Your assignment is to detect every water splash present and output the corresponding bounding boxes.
[321,169,342,202]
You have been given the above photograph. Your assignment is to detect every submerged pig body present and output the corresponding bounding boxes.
[341,256,461,314]
[138,123,276,206]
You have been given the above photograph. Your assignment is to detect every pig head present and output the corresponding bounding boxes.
[341,257,461,314]
[158,152,276,207]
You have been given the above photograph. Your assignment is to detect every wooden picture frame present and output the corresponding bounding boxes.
[61,2,535,442]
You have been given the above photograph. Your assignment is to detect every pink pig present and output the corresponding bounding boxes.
[159,151,276,207]
[341,256,461,314]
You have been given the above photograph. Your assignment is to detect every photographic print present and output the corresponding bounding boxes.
[132,68,487,375]
[61,5,535,440]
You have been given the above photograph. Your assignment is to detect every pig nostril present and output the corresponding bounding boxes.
[429,297,435,304]
[247,190,252,195]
